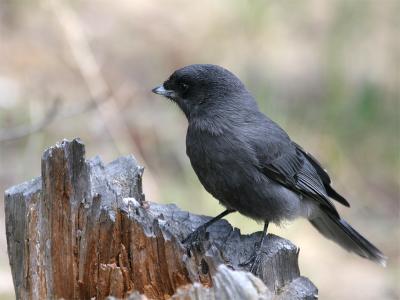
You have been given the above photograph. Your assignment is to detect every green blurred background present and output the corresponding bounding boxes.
[0,0,399,299]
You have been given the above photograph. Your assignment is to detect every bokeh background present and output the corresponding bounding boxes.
[0,0,399,299]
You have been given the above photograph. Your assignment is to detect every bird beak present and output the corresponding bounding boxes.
[152,84,175,98]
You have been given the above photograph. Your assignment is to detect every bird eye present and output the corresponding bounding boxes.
[180,82,189,91]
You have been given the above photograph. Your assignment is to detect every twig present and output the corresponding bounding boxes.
[0,98,61,142]
[47,0,159,198]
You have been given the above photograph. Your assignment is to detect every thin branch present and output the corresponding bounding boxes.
[0,98,61,142]
[0,93,113,143]
[47,0,159,198]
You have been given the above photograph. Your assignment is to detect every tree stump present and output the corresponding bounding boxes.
[4,139,317,299]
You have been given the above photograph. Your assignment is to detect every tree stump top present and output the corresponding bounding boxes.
[5,139,317,299]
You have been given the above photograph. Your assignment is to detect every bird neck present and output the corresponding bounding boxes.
[189,105,253,136]
[189,113,228,136]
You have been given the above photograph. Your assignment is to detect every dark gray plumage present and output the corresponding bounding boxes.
[152,64,386,266]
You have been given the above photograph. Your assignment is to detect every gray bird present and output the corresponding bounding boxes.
[152,64,386,266]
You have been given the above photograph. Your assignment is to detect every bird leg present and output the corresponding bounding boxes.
[240,220,269,272]
[182,209,235,248]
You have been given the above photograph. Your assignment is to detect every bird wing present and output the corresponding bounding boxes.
[247,115,349,217]
[259,141,340,218]
[293,142,350,207]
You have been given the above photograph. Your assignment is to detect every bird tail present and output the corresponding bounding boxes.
[309,210,387,266]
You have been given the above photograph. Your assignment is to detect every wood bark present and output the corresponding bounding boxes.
[5,139,317,299]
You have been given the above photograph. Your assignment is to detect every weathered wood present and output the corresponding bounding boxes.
[5,139,317,299]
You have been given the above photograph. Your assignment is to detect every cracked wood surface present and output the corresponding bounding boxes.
[5,139,317,299]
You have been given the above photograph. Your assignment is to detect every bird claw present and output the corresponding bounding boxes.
[239,240,264,273]
[182,225,209,256]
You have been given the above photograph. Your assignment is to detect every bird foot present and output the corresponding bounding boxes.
[182,225,209,256]
[239,240,264,273]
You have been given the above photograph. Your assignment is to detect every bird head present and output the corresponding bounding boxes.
[152,64,254,119]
